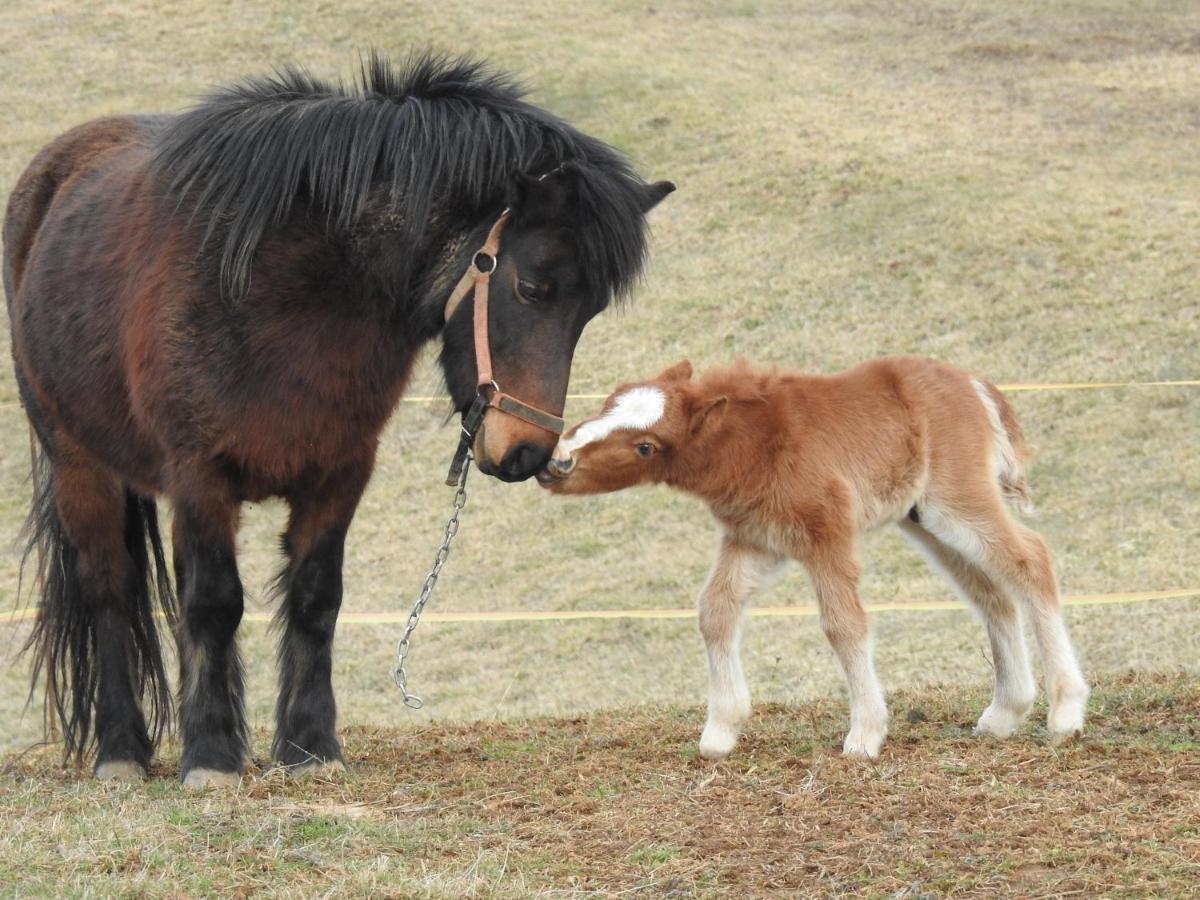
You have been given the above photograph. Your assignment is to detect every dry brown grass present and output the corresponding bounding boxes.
[3,673,1198,896]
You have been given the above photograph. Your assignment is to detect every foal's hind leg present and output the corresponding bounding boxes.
[52,455,153,779]
[921,499,1089,741]
[696,536,787,760]
[173,489,247,788]
[898,519,1036,738]
[273,463,371,774]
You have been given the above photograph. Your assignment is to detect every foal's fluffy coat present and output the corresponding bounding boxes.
[541,357,1088,759]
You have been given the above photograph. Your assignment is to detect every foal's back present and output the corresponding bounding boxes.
[714,355,1012,530]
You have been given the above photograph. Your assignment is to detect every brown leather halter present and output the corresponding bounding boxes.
[443,211,565,484]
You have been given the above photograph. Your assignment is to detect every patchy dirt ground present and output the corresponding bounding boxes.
[3,673,1197,896]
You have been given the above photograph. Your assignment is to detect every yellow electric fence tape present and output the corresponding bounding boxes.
[1,588,1197,627]
[0,379,1198,411]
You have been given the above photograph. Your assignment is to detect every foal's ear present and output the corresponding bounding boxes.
[640,180,676,213]
[655,359,693,383]
[689,395,728,438]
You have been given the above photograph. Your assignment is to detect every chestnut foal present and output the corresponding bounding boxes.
[539,357,1088,759]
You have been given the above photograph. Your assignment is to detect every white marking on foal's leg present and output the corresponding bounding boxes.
[1032,610,1089,741]
[975,607,1037,738]
[836,638,888,759]
[697,540,785,761]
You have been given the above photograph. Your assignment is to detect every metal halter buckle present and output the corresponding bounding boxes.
[473,251,497,275]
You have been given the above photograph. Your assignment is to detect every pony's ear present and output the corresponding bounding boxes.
[641,180,675,212]
[689,395,727,438]
[507,167,578,223]
[655,359,693,383]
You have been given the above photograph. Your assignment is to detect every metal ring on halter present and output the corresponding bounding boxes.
[473,251,497,275]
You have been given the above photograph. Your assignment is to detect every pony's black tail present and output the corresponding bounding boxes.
[21,437,176,763]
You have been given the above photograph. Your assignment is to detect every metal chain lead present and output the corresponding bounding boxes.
[392,454,471,709]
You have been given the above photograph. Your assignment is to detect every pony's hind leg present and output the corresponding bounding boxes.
[272,463,371,774]
[696,537,787,760]
[898,518,1036,738]
[173,490,247,787]
[920,498,1089,741]
[41,451,167,779]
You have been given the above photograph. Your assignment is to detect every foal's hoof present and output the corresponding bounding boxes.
[287,758,346,779]
[94,760,147,782]
[1047,689,1089,744]
[182,767,242,789]
[698,722,739,761]
[974,703,1027,739]
[841,729,886,759]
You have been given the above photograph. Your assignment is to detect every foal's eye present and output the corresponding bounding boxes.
[516,277,547,304]
[635,442,654,458]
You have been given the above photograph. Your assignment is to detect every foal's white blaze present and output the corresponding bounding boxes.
[557,386,666,456]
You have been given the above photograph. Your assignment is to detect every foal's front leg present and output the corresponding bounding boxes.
[803,536,888,758]
[273,464,370,773]
[697,537,785,760]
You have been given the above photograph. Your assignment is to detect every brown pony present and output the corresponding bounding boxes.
[3,54,672,785]
[539,357,1088,760]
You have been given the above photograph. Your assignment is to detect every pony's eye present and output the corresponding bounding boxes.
[635,442,654,458]
[516,278,547,303]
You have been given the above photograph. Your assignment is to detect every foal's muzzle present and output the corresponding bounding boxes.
[535,452,575,485]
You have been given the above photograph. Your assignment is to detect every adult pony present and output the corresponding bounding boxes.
[3,54,673,786]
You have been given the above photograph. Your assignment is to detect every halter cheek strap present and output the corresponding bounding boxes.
[442,212,565,484]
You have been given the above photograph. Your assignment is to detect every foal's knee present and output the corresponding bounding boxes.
[820,606,868,651]
[698,593,738,647]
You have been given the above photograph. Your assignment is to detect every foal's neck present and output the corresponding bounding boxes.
[665,390,773,504]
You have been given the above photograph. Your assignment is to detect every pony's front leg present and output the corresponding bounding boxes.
[273,463,371,774]
[697,537,786,761]
[174,498,247,788]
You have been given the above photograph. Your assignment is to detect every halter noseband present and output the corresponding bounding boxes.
[442,211,565,484]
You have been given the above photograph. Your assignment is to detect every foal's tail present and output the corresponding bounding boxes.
[970,377,1035,516]
[21,438,176,762]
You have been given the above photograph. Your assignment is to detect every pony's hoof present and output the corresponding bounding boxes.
[698,722,739,761]
[182,767,242,789]
[95,760,147,782]
[287,759,346,779]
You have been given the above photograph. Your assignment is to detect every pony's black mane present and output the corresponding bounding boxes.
[153,53,655,303]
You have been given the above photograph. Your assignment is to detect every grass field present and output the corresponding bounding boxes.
[2,673,1198,895]
[1,0,1198,895]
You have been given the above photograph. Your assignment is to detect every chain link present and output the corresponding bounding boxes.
[391,454,471,709]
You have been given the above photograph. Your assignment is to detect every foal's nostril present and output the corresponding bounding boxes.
[547,455,575,477]
[498,442,552,482]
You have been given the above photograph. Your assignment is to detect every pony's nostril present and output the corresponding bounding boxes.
[499,442,552,482]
